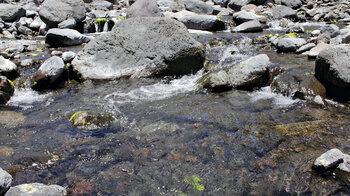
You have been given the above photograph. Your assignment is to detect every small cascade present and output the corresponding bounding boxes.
[86,18,115,33]
[7,88,53,110]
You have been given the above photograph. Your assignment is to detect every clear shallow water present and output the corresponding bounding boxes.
[0,31,350,195]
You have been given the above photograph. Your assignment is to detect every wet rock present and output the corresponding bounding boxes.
[29,17,43,30]
[320,24,340,38]
[232,20,262,32]
[39,0,86,28]
[308,42,333,58]
[0,4,25,22]
[20,59,35,67]
[45,28,90,47]
[0,111,26,128]
[72,17,205,80]
[176,14,226,31]
[228,0,250,11]
[0,167,12,195]
[233,10,266,25]
[17,25,33,35]
[90,0,114,10]
[57,18,76,29]
[316,33,331,44]
[281,0,302,9]
[296,43,315,54]
[62,51,76,63]
[69,111,114,130]
[0,76,14,104]
[126,0,162,18]
[141,120,180,134]
[183,0,213,15]
[271,5,296,19]
[0,56,18,78]
[276,38,307,52]
[199,54,270,91]
[5,183,67,196]
[315,44,350,101]
[313,149,350,173]
[270,69,326,99]
[32,56,66,91]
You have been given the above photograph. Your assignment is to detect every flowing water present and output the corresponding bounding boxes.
[0,27,350,195]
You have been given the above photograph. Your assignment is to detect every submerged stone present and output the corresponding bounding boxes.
[69,111,114,130]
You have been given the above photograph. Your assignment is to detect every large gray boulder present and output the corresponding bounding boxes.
[0,167,12,195]
[127,0,162,18]
[228,0,250,11]
[276,38,307,52]
[0,4,25,22]
[232,20,262,32]
[183,0,213,15]
[32,56,66,91]
[39,0,86,28]
[5,183,67,196]
[176,14,226,31]
[271,5,296,19]
[315,44,350,101]
[72,17,205,80]
[45,28,90,47]
[199,54,270,91]
[270,69,326,100]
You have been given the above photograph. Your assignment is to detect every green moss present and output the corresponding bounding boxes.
[216,15,222,21]
[285,32,297,38]
[31,53,39,56]
[297,11,305,16]
[183,175,204,192]
[69,111,88,126]
[36,46,43,51]
[7,80,14,88]
[305,30,312,34]
[331,20,337,24]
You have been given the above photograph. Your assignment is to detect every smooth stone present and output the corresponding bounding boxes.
[126,0,162,18]
[62,51,76,63]
[20,58,35,67]
[276,37,307,52]
[308,42,333,58]
[45,28,90,47]
[0,167,12,195]
[176,14,226,31]
[0,4,25,22]
[57,18,76,29]
[0,56,18,77]
[313,149,350,172]
[183,0,213,15]
[5,183,67,196]
[296,43,316,54]
[233,20,262,32]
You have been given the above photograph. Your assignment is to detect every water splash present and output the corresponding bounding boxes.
[249,87,299,108]
[7,88,52,110]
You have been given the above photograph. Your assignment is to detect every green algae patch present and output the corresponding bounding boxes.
[183,175,205,192]
[69,111,114,130]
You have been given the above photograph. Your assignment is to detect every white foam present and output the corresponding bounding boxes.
[249,87,299,108]
[7,88,52,110]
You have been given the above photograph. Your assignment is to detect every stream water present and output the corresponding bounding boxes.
[0,22,350,195]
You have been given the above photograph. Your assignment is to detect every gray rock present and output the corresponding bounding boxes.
[183,0,213,15]
[233,20,262,32]
[5,183,67,196]
[157,0,185,12]
[0,4,25,22]
[198,70,230,91]
[45,28,90,47]
[315,44,350,101]
[72,17,205,80]
[90,0,114,10]
[213,0,230,7]
[296,43,315,54]
[271,5,296,19]
[32,56,66,90]
[20,58,35,67]
[29,17,43,30]
[17,25,33,35]
[127,0,162,18]
[281,0,302,9]
[39,0,86,28]
[176,14,226,31]
[228,0,250,12]
[233,10,266,25]
[62,51,76,63]
[308,42,333,58]
[270,69,326,99]
[0,76,14,104]
[276,38,307,52]
[313,149,350,172]
[57,18,76,29]
[0,56,17,77]
[320,24,340,38]
[0,167,12,195]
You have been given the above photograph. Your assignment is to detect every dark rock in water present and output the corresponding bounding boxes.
[0,76,14,104]
[39,0,86,28]
[313,149,350,173]
[276,37,307,52]
[0,4,25,22]
[0,167,12,195]
[45,28,90,47]
[199,54,270,91]
[32,56,67,91]
[183,0,213,15]
[126,0,162,18]
[271,5,296,19]
[232,20,262,32]
[0,56,18,79]
[72,17,205,80]
[315,44,350,101]
[176,14,226,31]
[5,183,67,196]
[281,0,302,9]
[57,18,76,29]
[69,111,114,130]
[228,0,250,11]
[270,69,326,100]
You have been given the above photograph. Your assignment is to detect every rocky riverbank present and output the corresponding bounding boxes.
[0,0,350,195]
